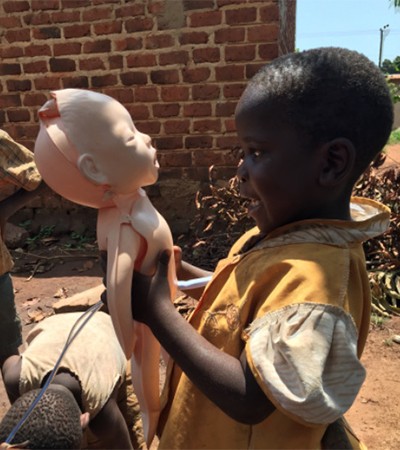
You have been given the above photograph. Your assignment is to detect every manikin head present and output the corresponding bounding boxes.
[34,89,159,209]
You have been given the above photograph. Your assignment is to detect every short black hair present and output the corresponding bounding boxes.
[0,387,82,449]
[248,47,394,178]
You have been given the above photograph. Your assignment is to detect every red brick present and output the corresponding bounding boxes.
[192,85,220,100]
[33,26,61,39]
[145,34,175,49]
[155,137,184,151]
[260,3,279,22]
[3,1,29,13]
[159,51,189,66]
[32,0,60,10]
[0,47,23,59]
[164,119,190,135]
[152,104,180,118]
[64,24,91,39]
[182,67,210,83]
[23,93,49,107]
[0,111,5,124]
[125,17,153,33]
[115,4,145,18]
[82,6,113,21]
[24,61,48,74]
[0,94,22,108]
[214,27,245,44]
[109,55,123,70]
[54,42,82,56]
[246,63,265,79]
[226,44,256,62]
[127,54,157,68]
[120,72,148,86]
[25,44,52,58]
[134,86,159,103]
[79,58,106,71]
[6,80,32,92]
[83,39,111,54]
[0,16,22,28]
[50,58,76,72]
[259,43,279,60]
[159,151,191,167]
[161,86,189,102]
[193,47,220,63]
[62,76,89,89]
[0,64,21,76]
[51,11,80,23]
[4,29,30,43]
[137,121,161,135]
[248,24,279,43]
[23,12,52,26]
[7,109,31,122]
[34,77,62,90]
[150,70,179,85]
[61,0,91,7]
[225,7,257,25]
[224,118,236,132]
[223,83,246,99]
[216,101,237,117]
[91,74,118,87]
[189,10,222,27]
[185,135,212,149]
[126,105,150,120]
[183,0,214,11]
[102,88,134,104]
[94,21,122,35]
[183,103,211,117]
[215,65,244,82]
[114,37,143,51]
[193,119,221,133]
[179,31,209,45]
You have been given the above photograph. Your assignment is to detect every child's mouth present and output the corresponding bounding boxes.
[247,199,261,217]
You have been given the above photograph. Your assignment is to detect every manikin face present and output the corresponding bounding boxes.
[235,86,322,235]
[79,99,159,195]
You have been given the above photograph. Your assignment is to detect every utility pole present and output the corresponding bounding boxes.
[379,24,390,68]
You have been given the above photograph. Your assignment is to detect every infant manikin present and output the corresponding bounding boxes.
[34,88,176,446]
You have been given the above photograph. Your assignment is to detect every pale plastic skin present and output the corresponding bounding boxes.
[34,88,177,447]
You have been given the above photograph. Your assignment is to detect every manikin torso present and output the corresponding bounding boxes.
[34,88,176,446]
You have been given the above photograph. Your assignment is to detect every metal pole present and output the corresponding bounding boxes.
[379,24,389,68]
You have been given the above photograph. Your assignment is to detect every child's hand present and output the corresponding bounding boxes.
[131,250,172,325]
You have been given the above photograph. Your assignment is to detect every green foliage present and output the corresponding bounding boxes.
[25,225,56,249]
[387,80,400,104]
[388,129,400,145]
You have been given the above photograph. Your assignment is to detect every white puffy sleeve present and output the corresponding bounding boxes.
[245,302,366,425]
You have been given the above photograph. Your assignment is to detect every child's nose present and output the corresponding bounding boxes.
[236,159,247,182]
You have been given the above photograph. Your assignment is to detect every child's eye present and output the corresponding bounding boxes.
[231,146,244,161]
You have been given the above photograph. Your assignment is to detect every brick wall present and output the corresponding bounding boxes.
[0,0,296,234]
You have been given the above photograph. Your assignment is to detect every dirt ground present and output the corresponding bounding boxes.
[1,144,400,449]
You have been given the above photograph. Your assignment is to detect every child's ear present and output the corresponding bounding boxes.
[77,153,108,185]
[318,138,355,186]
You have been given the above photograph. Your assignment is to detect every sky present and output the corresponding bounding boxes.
[296,0,400,66]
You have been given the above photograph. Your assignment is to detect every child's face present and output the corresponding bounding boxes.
[235,91,322,235]
[90,100,159,194]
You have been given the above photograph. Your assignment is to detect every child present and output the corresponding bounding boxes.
[130,47,393,449]
[0,130,44,379]
[0,311,144,449]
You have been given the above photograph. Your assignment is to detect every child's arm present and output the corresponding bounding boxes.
[0,182,46,237]
[132,250,275,424]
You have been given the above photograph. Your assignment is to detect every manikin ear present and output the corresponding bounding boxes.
[80,412,90,430]
[318,138,356,187]
[77,153,108,185]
